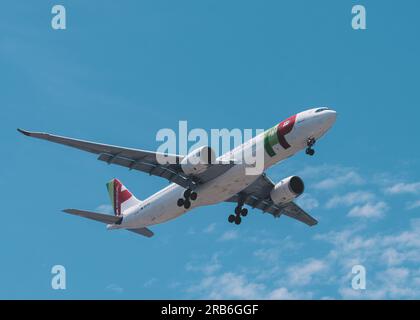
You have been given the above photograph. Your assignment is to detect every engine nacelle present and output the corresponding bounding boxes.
[181,146,216,175]
[270,176,305,205]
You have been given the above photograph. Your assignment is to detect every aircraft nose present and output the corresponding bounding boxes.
[325,110,337,127]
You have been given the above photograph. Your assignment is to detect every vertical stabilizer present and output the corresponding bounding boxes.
[106,179,141,216]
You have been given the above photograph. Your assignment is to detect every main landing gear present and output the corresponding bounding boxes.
[305,137,316,156]
[177,189,198,209]
[228,204,248,225]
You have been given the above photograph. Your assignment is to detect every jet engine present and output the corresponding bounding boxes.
[181,146,216,175]
[270,176,305,205]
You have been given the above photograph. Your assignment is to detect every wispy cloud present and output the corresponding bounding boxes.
[203,223,217,234]
[406,200,420,210]
[315,171,364,190]
[106,283,124,294]
[143,278,157,288]
[182,218,420,300]
[385,182,420,195]
[218,230,239,241]
[297,164,365,190]
[187,271,312,300]
[253,248,281,263]
[187,272,265,299]
[316,219,420,299]
[180,163,420,299]
[267,287,312,300]
[185,253,222,275]
[287,259,328,286]
[347,201,388,219]
[296,194,319,211]
[326,191,375,209]
[96,204,113,214]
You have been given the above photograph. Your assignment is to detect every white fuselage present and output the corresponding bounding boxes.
[111,108,337,230]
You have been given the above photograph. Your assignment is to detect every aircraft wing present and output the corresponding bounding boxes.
[226,174,318,227]
[18,129,234,190]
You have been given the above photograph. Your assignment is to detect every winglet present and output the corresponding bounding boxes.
[17,128,32,136]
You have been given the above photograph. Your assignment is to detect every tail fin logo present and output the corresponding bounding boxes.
[106,179,133,216]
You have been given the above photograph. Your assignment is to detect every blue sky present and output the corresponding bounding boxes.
[1,0,419,299]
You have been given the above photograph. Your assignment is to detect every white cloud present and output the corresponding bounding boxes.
[185,254,221,275]
[347,201,388,219]
[316,219,420,299]
[203,223,216,234]
[267,287,312,300]
[287,259,328,286]
[315,171,364,190]
[182,218,420,300]
[297,165,366,191]
[187,227,196,235]
[187,271,312,300]
[218,230,239,241]
[341,267,420,300]
[381,248,405,267]
[106,283,124,294]
[253,248,281,263]
[385,182,420,195]
[96,204,113,214]
[296,194,319,211]
[382,219,420,248]
[143,278,157,288]
[188,272,265,300]
[406,200,420,210]
[326,191,375,209]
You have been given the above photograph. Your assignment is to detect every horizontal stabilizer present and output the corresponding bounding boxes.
[126,227,154,238]
[63,209,122,224]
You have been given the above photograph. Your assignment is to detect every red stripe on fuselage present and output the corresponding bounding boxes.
[277,115,296,150]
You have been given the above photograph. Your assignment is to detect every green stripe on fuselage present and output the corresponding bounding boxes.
[264,125,279,158]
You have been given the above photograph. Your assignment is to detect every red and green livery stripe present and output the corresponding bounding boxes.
[264,126,278,157]
[106,178,132,216]
[264,115,297,157]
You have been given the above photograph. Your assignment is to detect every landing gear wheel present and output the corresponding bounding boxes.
[184,200,191,209]
[234,215,242,225]
[190,192,198,201]
[306,138,316,156]
[177,198,185,207]
[307,137,316,147]
[306,148,315,156]
[184,189,192,199]
[241,208,248,217]
[228,214,236,223]
[235,206,242,215]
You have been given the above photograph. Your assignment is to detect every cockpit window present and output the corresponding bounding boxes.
[315,107,329,113]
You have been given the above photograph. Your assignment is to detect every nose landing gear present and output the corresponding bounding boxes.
[228,205,248,225]
[306,137,316,156]
[177,189,198,209]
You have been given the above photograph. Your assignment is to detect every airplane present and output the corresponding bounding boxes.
[18,107,337,238]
